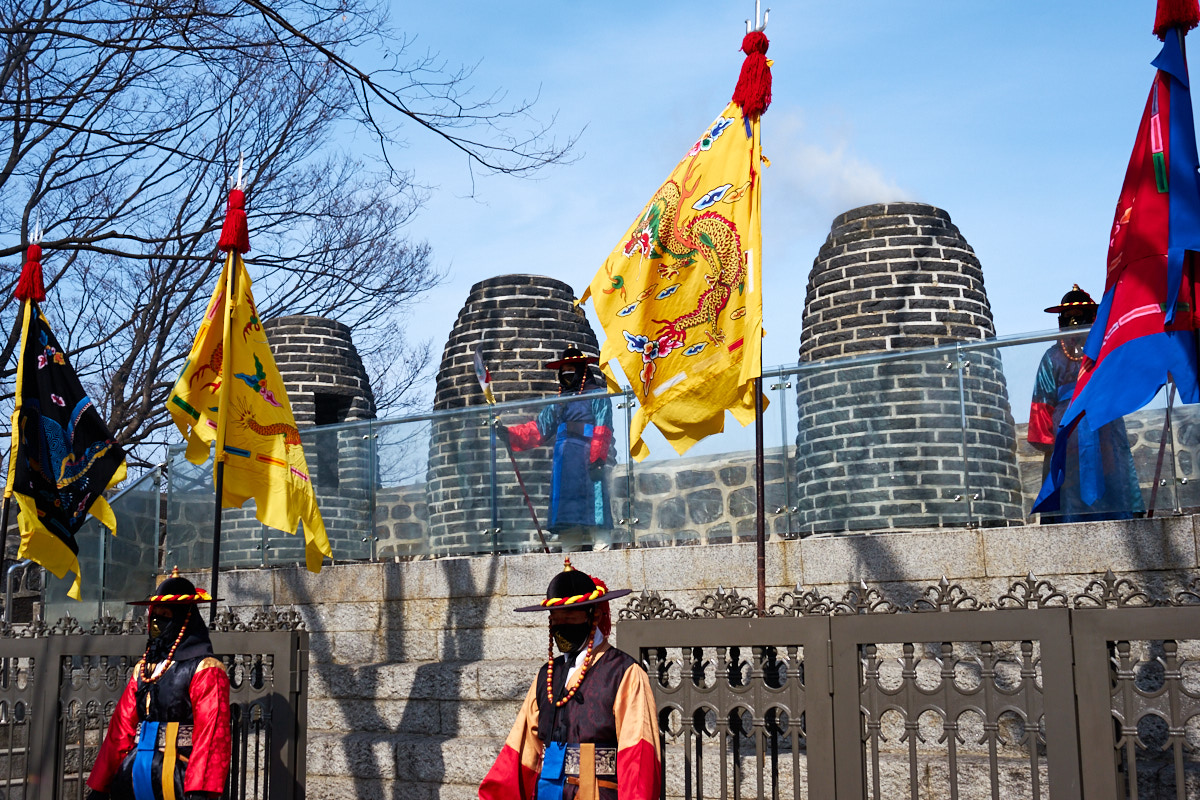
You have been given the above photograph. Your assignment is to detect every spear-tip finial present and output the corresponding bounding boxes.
[745,0,769,34]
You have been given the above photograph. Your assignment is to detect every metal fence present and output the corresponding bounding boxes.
[0,607,308,800]
[617,572,1200,800]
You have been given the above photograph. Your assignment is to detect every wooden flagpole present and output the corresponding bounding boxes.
[209,249,236,624]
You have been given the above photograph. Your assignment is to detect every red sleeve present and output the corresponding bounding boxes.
[614,663,662,800]
[1028,402,1055,445]
[185,658,232,794]
[88,672,140,791]
[507,421,544,452]
[589,425,612,464]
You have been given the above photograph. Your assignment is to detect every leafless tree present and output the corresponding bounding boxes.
[0,0,573,468]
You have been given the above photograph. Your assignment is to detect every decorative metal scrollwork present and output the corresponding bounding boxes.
[1073,569,1152,608]
[619,591,689,620]
[831,581,895,615]
[768,584,833,616]
[910,576,983,612]
[1169,575,1200,606]
[996,573,1068,610]
[693,587,758,618]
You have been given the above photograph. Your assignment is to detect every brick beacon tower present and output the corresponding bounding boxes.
[427,275,603,553]
[795,203,1024,533]
[166,315,377,567]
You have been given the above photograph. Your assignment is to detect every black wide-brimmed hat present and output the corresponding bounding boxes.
[1044,284,1098,315]
[128,567,220,606]
[545,346,599,371]
[514,558,632,612]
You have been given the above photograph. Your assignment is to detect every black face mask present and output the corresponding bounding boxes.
[559,366,586,392]
[551,622,593,654]
[146,606,189,661]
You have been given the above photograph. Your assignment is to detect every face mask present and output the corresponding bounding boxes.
[149,611,174,640]
[559,367,585,392]
[551,622,593,654]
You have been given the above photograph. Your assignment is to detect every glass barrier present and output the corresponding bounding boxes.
[138,325,1200,570]
[965,330,1156,525]
[43,467,162,623]
[374,415,434,559]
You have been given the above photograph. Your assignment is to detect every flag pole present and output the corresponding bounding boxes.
[209,249,237,624]
[0,308,25,574]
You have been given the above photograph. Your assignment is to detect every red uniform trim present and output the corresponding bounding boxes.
[1028,402,1055,445]
[589,425,613,464]
[617,737,662,800]
[507,421,543,452]
[87,672,139,791]
[186,659,232,793]
[478,743,538,800]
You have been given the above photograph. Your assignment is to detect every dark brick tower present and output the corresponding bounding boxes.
[427,275,601,553]
[794,203,1024,532]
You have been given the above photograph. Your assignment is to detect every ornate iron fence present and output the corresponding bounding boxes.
[617,572,1200,800]
[0,607,308,800]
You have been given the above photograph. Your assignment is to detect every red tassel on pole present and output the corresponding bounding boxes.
[732,31,773,122]
[217,188,250,254]
[1155,0,1200,39]
[15,243,45,302]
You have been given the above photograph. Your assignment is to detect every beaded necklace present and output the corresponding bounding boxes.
[1058,339,1083,363]
[140,606,192,684]
[544,624,597,708]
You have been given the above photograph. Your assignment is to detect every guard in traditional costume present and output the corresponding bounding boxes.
[1028,285,1145,522]
[479,559,661,800]
[87,570,232,800]
[505,347,614,550]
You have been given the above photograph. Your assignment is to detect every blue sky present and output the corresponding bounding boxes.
[388,1,1162,389]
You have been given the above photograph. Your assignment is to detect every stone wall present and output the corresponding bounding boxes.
[189,514,1200,799]
[796,203,1025,532]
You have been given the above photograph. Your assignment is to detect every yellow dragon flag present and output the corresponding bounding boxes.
[167,249,332,572]
[582,100,765,461]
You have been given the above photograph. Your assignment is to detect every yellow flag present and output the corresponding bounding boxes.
[167,253,332,571]
[582,102,765,461]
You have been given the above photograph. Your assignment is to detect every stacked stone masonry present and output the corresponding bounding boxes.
[796,203,1025,532]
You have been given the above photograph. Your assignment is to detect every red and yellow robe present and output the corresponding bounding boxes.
[479,641,661,800]
[88,656,232,798]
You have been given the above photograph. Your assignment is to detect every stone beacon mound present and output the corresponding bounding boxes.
[795,202,1025,532]
[426,275,602,553]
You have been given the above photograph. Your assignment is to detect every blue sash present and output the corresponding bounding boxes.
[536,741,568,800]
[132,721,159,800]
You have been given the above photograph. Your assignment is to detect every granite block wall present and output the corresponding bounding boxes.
[186,514,1200,799]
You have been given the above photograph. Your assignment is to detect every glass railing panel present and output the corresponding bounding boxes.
[792,348,971,535]
[164,447,264,570]
[262,421,374,564]
[43,467,162,625]
[422,402,508,555]
[955,338,1046,528]
[607,390,637,548]
[1166,390,1200,513]
[489,391,625,554]
[621,377,790,547]
[373,415,433,559]
[969,329,1158,524]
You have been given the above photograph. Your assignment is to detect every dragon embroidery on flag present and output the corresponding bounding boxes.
[619,155,747,395]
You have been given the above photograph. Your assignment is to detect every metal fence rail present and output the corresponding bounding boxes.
[618,573,1200,800]
[0,608,307,800]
